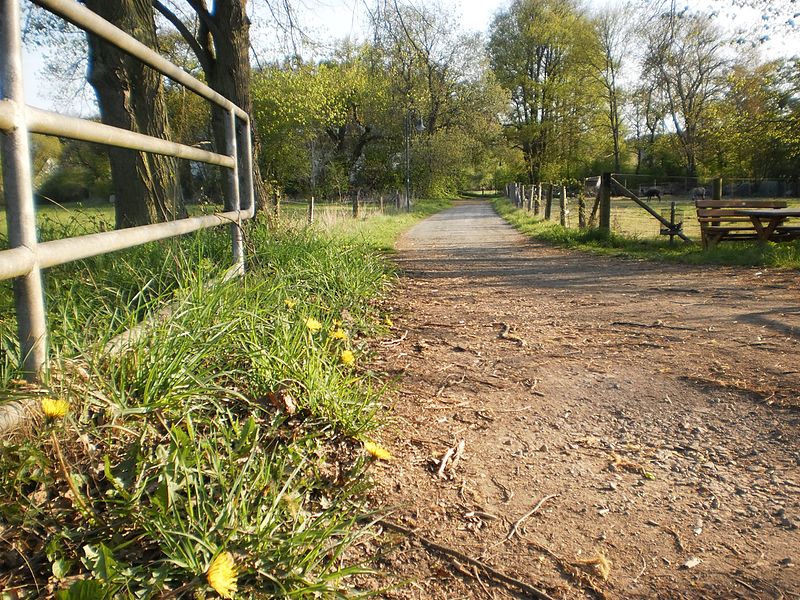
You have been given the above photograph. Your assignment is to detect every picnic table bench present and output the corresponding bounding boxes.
[695,199,800,249]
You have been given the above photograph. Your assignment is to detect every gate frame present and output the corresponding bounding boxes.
[0,0,255,380]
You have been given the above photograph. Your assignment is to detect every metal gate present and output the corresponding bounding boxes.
[0,0,255,380]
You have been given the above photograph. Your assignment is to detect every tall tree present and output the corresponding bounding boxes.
[641,4,728,176]
[367,0,505,197]
[488,0,602,183]
[153,0,270,212]
[591,5,629,172]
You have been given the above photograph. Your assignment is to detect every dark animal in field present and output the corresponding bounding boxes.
[643,187,662,201]
[691,187,706,200]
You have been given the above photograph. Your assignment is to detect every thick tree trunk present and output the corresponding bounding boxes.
[206,0,268,213]
[84,0,184,229]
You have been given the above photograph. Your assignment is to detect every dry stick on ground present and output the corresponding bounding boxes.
[376,519,557,600]
[611,320,697,332]
[437,446,456,479]
[498,494,559,546]
[491,476,514,502]
[436,373,467,397]
[437,440,466,479]
[496,322,527,346]
[380,330,408,346]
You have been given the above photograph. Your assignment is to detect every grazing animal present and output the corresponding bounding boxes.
[643,187,662,201]
[691,187,706,200]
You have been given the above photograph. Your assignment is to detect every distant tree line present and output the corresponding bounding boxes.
[487,0,800,185]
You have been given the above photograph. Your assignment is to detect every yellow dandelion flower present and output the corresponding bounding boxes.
[384,317,394,328]
[331,328,348,340]
[304,317,322,333]
[206,551,238,598]
[285,298,296,310]
[340,349,355,366]
[332,318,343,327]
[41,398,69,419]
[364,441,392,461]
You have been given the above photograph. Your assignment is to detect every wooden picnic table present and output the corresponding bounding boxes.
[732,207,800,242]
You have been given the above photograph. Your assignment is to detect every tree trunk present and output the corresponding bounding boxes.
[83,0,185,229]
[206,0,268,213]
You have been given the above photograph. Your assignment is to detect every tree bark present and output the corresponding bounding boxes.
[155,0,267,213]
[84,0,185,229]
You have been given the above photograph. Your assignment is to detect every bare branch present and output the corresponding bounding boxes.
[152,0,211,73]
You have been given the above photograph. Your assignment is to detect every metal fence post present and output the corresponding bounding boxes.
[1,0,48,380]
[225,107,244,275]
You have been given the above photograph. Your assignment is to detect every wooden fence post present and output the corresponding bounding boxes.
[379,194,384,213]
[713,178,723,201]
[353,189,360,219]
[578,194,586,228]
[272,188,281,222]
[599,172,612,232]
[308,195,315,224]
[545,183,553,220]
[560,185,567,226]
[534,184,541,215]
[669,200,677,245]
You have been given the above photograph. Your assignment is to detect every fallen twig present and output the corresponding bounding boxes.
[375,519,557,600]
[450,440,466,472]
[504,494,558,542]
[437,446,456,479]
[611,320,696,332]
[490,476,514,503]
[380,330,408,346]
[436,373,466,397]
[496,322,527,346]
[437,440,466,478]
[527,540,609,600]
[486,494,559,554]
[666,527,685,553]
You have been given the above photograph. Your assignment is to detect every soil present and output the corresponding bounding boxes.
[359,200,800,599]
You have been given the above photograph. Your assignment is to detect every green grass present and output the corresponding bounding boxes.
[0,197,450,598]
[0,200,115,243]
[493,196,800,269]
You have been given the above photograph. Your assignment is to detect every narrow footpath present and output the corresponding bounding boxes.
[361,200,800,599]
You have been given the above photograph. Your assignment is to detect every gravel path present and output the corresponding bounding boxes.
[362,200,800,599]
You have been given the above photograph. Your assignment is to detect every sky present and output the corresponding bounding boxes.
[20,0,797,113]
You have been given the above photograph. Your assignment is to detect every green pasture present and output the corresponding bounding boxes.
[494,196,800,269]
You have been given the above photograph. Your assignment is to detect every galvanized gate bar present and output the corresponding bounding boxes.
[35,211,243,269]
[5,103,235,168]
[0,247,36,280]
[30,0,248,120]
[225,108,245,274]
[1,0,49,376]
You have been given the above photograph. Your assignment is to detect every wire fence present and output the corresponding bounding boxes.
[506,174,800,242]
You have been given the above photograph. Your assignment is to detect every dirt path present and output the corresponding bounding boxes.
[362,200,800,599]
